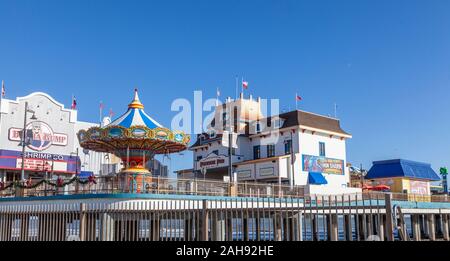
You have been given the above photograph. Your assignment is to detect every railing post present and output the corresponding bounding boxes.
[384,193,394,241]
[201,200,209,241]
[79,203,87,241]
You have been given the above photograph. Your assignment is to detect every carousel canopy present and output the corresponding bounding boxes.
[109,89,163,129]
[77,89,189,157]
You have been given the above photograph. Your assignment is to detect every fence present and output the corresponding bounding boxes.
[0,193,390,241]
[0,176,305,199]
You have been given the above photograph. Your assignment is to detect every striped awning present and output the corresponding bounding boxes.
[108,89,163,129]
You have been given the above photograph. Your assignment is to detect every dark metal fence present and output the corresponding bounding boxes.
[0,193,393,241]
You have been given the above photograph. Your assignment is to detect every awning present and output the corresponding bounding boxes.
[78,171,94,179]
[308,172,328,185]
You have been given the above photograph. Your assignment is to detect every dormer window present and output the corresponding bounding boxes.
[273,118,284,129]
[209,130,216,139]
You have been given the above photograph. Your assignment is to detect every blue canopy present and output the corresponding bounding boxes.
[366,159,440,181]
[78,171,94,179]
[308,172,328,185]
[108,89,163,129]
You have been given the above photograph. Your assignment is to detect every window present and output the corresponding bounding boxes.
[212,150,219,156]
[196,156,203,161]
[256,122,261,133]
[222,112,228,130]
[319,142,326,157]
[273,119,284,129]
[267,144,275,158]
[232,147,237,155]
[209,130,216,139]
[284,140,292,155]
[253,145,261,160]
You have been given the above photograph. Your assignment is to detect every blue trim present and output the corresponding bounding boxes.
[138,109,159,129]
[308,172,328,185]
[117,109,135,128]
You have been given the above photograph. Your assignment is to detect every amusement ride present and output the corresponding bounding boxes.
[77,89,190,192]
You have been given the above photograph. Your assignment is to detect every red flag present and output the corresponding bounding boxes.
[1,80,5,98]
[71,96,77,109]
[109,108,114,118]
[295,94,302,101]
[242,81,249,89]
[100,101,104,110]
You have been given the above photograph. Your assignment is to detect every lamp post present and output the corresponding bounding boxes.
[20,101,37,181]
[70,148,79,176]
[359,164,367,189]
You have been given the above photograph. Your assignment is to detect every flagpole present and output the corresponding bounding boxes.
[99,101,103,126]
[334,103,337,118]
[241,77,244,97]
[235,75,238,100]
[295,92,298,110]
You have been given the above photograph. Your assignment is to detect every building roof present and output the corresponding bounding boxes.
[366,159,440,181]
[274,110,350,136]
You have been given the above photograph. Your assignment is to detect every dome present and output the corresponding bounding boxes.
[108,89,163,129]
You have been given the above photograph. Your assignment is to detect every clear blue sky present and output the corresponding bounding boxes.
[1,0,449,176]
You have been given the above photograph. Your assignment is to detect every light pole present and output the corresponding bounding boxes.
[20,101,37,181]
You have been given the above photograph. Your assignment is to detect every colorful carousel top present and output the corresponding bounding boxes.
[77,89,190,157]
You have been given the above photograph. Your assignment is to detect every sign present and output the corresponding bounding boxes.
[237,170,252,179]
[16,158,67,172]
[197,155,228,170]
[302,155,344,175]
[221,131,238,148]
[0,149,79,174]
[9,121,68,151]
[409,180,429,195]
[259,167,275,177]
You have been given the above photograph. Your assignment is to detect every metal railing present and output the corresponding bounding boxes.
[1,176,449,204]
[0,193,390,241]
[0,176,305,199]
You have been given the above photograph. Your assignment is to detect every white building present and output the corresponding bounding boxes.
[179,94,360,195]
[0,92,118,182]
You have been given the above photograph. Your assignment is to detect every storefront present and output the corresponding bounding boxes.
[366,159,441,197]
[0,92,104,182]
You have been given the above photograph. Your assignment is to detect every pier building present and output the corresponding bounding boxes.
[0,92,168,184]
[184,94,359,195]
[366,159,441,198]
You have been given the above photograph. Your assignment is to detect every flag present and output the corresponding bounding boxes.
[216,88,220,97]
[1,80,5,98]
[109,108,114,118]
[242,81,249,89]
[295,94,302,101]
[99,101,104,110]
[71,96,77,109]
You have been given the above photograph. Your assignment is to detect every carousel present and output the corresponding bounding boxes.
[77,89,189,192]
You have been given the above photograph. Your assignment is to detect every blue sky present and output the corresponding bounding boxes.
[1,0,449,177]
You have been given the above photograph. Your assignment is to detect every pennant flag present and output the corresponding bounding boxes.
[242,81,249,89]
[99,101,104,110]
[1,80,5,98]
[71,96,77,109]
[109,108,114,118]
[295,94,302,101]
